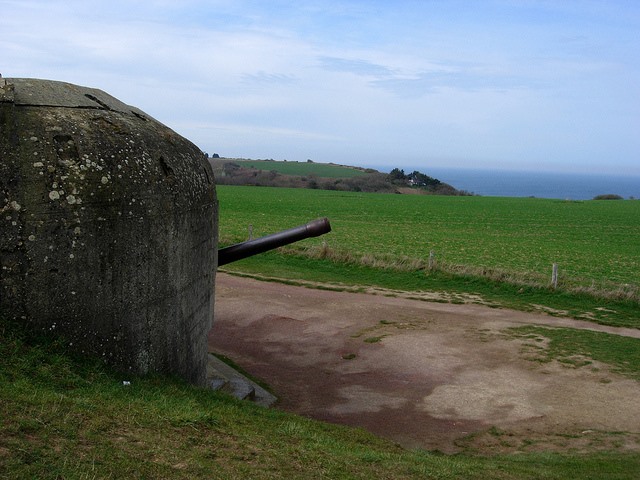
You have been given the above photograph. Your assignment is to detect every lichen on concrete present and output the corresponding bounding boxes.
[1,78,218,385]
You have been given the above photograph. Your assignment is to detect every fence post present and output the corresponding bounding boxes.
[248,224,253,241]
[551,263,558,289]
[428,250,435,270]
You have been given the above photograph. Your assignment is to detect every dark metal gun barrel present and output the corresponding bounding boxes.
[218,217,331,267]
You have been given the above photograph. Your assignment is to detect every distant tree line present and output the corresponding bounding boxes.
[388,168,443,188]
[592,194,624,200]
[208,158,472,196]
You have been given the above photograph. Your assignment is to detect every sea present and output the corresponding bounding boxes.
[412,167,640,200]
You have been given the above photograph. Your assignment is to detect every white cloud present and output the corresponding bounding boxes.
[1,0,639,174]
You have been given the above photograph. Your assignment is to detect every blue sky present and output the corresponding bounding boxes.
[2,0,639,175]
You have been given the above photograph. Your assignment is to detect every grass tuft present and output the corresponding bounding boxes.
[363,336,385,344]
[509,326,640,380]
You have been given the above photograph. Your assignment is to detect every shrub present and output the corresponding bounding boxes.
[593,194,623,200]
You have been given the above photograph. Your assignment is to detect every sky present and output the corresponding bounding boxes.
[2,0,639,175]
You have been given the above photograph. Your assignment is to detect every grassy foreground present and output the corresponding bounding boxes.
[2,321,639,480]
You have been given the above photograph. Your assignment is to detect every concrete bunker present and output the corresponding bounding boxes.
[1,78,218,385]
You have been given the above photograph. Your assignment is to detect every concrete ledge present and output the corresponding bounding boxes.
[206,354,277,408]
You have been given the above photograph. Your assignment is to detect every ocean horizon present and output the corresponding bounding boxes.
[398,167,640,200]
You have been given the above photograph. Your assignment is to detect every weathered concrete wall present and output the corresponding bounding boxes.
[1,78,218,385]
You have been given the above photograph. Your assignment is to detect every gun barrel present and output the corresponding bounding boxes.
[217,217,331,267]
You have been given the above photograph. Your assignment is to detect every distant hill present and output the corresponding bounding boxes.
[216,158,371,178]
[208,158,471,195]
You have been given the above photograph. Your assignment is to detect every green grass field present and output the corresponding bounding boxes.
[217,185,640,291]
[224,159,368,178]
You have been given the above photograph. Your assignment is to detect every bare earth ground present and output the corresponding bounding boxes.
[208,273,640,454]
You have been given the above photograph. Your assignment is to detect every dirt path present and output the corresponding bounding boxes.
[208,273,640,454]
